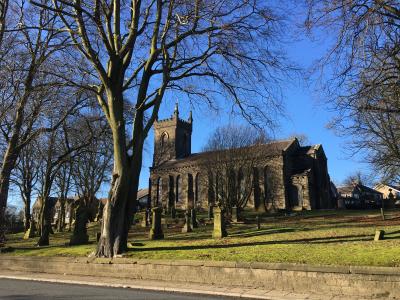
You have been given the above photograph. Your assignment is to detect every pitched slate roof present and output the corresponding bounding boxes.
[137,188,149,199]
[153,139,295,170]
[338,184,382,195]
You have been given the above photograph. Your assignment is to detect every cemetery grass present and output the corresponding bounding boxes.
[3,209,400,267]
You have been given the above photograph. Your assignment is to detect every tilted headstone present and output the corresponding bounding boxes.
[212,206,227,238]
[182,210,193,233]
[191,209,198,228]
[149,207,164,240]
[374,230,385,241]
[23,220,36,240]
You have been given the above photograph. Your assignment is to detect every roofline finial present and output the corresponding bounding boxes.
[174,100,179,118]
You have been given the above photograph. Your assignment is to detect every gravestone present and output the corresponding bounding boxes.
[23,220,36,240]
[232,206,239,223]
[374,230,385,241]
[191,209,198,228]
[208,205,214,220]
[212,206,227,238]
[256,215,261,230]
[182,210,192,233]
[171,206,176,219]
[69,205,89,245]
[141,211,149,227]
[149,207,164,240]
[380,208,385,221]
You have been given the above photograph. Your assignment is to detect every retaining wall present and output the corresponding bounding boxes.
[1,256,399,298]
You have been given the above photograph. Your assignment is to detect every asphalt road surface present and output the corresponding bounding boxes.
[0,279,236,300]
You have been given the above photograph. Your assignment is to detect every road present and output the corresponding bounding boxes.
[0,278,236,300]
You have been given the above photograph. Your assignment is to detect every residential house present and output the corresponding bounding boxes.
[337,183,383,209]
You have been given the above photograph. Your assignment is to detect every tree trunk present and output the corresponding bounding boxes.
[68,203,74,231]
[37,182,52,246]
[0,74,33,245]
[95,81,148,257]
[96,171,131,257]
[0,152,18,245]
[57,199,66,232]
[23,200,31,232]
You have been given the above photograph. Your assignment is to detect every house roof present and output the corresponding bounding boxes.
[337,186,354,195]
[153,139,296,170]
[375,183,400,192]
[137,188,149,199]
[337,183,383,195]
[32,197,59,209]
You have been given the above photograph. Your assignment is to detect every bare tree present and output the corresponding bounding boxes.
[35,112,95,246]
[70,115,112,245]
[54,158,73,232]
[0,0,8,49]
[33,0,292,257]
[202,124,269,215]
[305,0,400,181]
[0,1,85,245]
[10,141,40,232]
[343,171,375,187]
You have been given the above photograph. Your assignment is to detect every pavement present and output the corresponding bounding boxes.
[0,270,376,300]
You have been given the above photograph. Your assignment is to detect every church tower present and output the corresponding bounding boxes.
[153,104,192,166]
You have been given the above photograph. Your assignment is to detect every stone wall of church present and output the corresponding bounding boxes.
[150,154,289,212]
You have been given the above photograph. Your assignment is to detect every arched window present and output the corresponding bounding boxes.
[161,132,168,148]
[264,166,270,204]
[188,173,194,208]
[238,168,245,199]
[156,177,163,205]
[195,173,200,206]
[176,175,182,203]
[207,172,214,205]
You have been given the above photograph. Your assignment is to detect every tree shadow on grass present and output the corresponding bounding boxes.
[128,232,388,254]
[6,241,96,252]
[164,226,302,241]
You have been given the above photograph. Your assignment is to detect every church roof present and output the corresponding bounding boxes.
[153,139,296,170]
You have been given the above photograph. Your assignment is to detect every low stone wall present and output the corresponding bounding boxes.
[1,256,400,298]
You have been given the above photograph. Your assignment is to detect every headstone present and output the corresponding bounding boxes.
[171,206,176,219]
[191,209,198,228]
[212,206,227,238]
[374,230,385,241]
[380,208,385,221]
[149,207,164,240]
[69,205,89,245]
[182,210,192,233]
[141,211,149,227]
[232,206,238,223]
[208,205,213,220]
[256,215,261,230]
[23,221,36,240]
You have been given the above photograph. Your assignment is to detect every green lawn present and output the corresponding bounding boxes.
[3,209,400,267]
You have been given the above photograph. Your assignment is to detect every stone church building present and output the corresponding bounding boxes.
[149,106,335,212]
